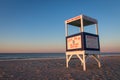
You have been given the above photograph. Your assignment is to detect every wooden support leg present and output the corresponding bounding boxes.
[66,55,72,68]
[83,54,86,71]
[77,54,86,71]
[66,55,68,68]
[92,54,101,68]
[98,55,101,68]
[97,55,101,68]
[76,54,83,66]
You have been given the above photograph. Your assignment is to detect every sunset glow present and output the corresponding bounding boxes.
[0,0,120,53]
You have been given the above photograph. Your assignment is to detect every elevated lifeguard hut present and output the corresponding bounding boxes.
[65,14,101,71]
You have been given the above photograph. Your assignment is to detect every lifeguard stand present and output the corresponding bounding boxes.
[65,14,101,71]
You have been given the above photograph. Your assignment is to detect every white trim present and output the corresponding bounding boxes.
[65,23,68,36]
[66,50,101,71]
[95,24,99,35]
[81,15,84,32]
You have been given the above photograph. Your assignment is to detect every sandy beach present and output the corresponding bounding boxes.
[0,56,120,80]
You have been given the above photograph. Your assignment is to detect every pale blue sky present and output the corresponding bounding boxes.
[0,0,120,53]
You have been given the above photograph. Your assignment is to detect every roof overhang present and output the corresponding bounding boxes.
[65,14,98,27]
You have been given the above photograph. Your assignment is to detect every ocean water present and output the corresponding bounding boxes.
[100,52,120,56]
[0,52,119,60]
[0,53,65,60]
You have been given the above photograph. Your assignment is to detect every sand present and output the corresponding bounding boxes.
[0,56,120,80]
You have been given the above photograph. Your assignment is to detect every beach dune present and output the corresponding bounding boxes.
[0,56,120,80]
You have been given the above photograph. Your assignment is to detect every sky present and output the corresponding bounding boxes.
[0,0,120,53]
